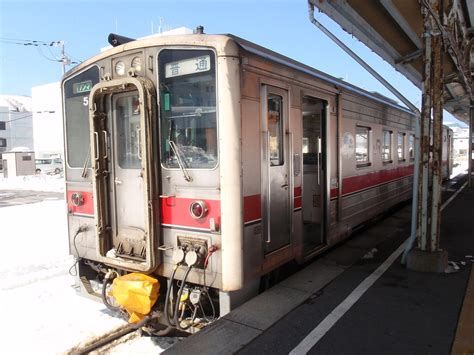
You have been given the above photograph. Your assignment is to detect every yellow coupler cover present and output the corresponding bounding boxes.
[109,273,160,324]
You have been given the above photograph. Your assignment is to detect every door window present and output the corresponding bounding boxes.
[268,94,284,166]
[408,134,415,160]
[382,130,392,162]
[356,126,371,166]
[115,93,141,169]
[397,132,406,161]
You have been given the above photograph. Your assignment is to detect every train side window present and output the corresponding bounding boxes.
[397,132,406,161]
[382,130,393,163]
[408,134,415,161]
[268,94,284,166]
[356,126,371,167]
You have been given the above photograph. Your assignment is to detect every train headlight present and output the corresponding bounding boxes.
[71,192,84,207]
[115,61,125,76]
[189,200,208,220]
[131,57,142,72]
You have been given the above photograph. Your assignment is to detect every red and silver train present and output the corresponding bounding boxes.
[62,31,453,331]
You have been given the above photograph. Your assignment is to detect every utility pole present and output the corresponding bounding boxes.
[58,41,71,75]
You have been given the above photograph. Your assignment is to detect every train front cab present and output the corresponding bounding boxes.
[62,37,252,320]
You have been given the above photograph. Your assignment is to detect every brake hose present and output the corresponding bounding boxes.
[164,264,180,326]
[173,265,193,330]
[101,273,121,312]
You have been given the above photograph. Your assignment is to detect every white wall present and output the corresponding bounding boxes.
[0,95,33,154]
[32,82,64,158]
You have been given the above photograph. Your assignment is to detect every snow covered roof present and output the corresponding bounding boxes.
[0,95,32,112]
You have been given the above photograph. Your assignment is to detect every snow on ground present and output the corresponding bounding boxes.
[0,173,65,192]
[0,199,126,354]
[0,176,172,354]
[450,159,469,179]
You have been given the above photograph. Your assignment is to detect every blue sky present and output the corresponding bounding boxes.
[0,0,463,125]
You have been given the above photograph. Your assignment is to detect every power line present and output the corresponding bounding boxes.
[0,37,61,46]
[0,37,82,70]
[2,114,33,123]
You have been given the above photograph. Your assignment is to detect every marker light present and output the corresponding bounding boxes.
[71,192,84,207]
[189,200,208,220]
[115,61,125,76]
[131,57,142,72]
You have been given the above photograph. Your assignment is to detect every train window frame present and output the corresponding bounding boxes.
[382,129,393,164]
[355,125,371,168]
[0,121,5,130]
[397,132,406,162]
[157,48,219,171]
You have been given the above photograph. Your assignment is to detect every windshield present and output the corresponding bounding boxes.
[63,66,100,168]
[158,49,217,169]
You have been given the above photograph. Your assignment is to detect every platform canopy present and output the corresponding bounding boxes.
[310,0,473,124]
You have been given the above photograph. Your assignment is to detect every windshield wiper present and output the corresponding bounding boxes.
[169,140,192,182]
[81,146,91,178]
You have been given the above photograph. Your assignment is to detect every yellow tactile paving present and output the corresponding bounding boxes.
[451,265,474,355]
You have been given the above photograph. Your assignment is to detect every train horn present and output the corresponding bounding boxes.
[108,33,135,47]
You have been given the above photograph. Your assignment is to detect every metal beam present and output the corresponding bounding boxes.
[310,0,422,86]
[421,0,472,98]
[307,2,419,114]
[430,29,444,251]
[395,49,423,65]
[470,100,473,187]
[380,0,423,48]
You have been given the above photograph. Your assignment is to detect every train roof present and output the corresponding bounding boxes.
[227,34,414,115]
[64,33,415,116]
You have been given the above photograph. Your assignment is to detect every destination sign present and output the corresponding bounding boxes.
[165,55,211,78]
[73,80,93,94]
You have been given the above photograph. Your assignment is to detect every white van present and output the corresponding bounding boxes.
[35,158,63,174]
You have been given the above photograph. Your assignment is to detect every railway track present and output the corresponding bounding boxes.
[66,325,139,354]
[66,322,184,354]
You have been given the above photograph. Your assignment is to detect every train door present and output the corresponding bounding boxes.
[302,96,326,253]
[89,78,158,272]
[110,92,147,248]
[262,86,291,254]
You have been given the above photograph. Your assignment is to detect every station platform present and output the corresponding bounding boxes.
[165,176,474,355]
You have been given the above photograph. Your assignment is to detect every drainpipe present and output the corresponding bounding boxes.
[307,1,421,262]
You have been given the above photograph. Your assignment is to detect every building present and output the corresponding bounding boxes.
[31,82,64,158]
[0,95,34,169]
[445,122,469,159]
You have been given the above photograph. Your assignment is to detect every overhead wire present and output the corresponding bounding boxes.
[5,114,33,123]
[0,37,81,66]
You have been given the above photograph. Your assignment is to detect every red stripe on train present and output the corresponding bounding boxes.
[329,165,414,199]
[243,194,261,222]
[342,165,414,195]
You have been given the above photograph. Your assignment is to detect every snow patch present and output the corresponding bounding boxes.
[0,174,64,192]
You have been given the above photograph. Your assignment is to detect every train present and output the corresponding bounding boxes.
[61,30,453,332]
